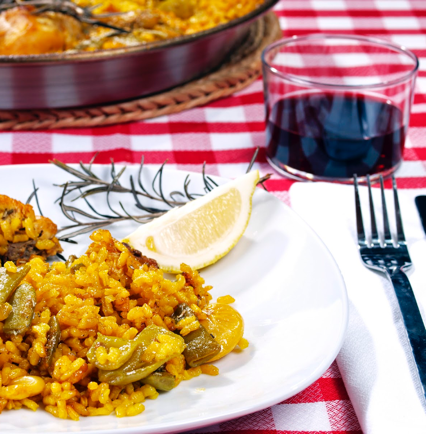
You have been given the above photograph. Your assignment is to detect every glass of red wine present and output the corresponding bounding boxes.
[262,34,419,183]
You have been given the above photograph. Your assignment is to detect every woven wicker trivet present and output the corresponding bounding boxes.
[0,12,281,131]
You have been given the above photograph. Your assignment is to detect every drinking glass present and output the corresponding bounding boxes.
[262,34,419,183]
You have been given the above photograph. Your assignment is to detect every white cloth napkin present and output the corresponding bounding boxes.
[290,182,426,434]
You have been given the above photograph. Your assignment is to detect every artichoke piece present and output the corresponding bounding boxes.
[142,371,176,391]
[71,263,85,274]
[65,254,85,274]
[44,316,61,369]
[181,326,221,367]
[158,0,195,20]
[172,303,221,367]
[98,325,185,386]
[3,282,36,336]
[0,265,31,304]
[65,255,78,268]
[87,333,140,371]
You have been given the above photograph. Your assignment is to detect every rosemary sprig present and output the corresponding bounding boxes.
[48,149,270,240]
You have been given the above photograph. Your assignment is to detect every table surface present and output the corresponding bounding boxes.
[3,0,426,432]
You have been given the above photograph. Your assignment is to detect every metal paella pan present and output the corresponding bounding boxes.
[0,0,279,110]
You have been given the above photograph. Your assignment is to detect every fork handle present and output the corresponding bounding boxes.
[390,268,426,391]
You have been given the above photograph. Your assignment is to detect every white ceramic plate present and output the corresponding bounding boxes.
[0,164,348,434]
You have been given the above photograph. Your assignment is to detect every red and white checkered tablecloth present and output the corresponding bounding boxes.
[4,0,426,432]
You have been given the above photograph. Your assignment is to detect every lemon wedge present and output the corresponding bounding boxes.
[125,170,259,272]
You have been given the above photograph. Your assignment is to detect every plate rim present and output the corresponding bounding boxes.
[0,163,348,434]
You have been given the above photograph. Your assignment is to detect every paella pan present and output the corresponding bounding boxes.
[0,0,279,109]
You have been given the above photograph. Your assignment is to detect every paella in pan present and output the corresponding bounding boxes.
[0,0,278,109]
[0,0,264,55]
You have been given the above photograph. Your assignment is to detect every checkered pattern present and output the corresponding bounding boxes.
[4,0,426,432]
[189,362,361,434]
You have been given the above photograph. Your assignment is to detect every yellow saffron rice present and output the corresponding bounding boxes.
[0,229,241,420]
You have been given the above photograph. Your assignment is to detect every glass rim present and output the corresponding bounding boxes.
[261,34,419,90]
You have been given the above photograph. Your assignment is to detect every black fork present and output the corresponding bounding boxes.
[355,173,426,398]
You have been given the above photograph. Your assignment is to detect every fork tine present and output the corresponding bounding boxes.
[392,174,406,244]
[367,175,380,246]
[380,175,393,246]
[354,175,367,247]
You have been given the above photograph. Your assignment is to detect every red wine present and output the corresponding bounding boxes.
[265,93,406,179]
